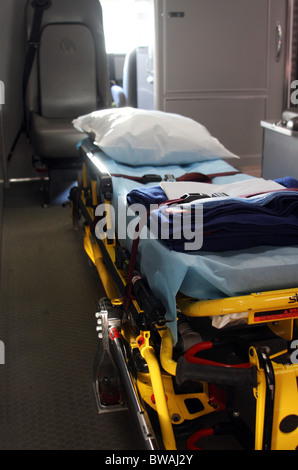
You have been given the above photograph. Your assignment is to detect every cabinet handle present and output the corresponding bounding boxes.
[276,22,283,61]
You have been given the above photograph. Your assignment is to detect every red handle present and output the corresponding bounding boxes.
[187,427,214,450]
[185,341,250,368]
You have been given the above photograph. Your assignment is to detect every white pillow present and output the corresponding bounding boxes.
[73,107,238,166]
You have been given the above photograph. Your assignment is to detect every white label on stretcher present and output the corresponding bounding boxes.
[0,81,4,105]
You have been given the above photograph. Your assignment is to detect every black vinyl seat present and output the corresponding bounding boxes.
[25,0,111,201]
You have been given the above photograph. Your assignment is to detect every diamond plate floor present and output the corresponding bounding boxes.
[0,181,145,450]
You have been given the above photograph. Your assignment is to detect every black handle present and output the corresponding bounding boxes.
[176,357,257,388]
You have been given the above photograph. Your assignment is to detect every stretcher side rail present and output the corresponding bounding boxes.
[78,139,113,202]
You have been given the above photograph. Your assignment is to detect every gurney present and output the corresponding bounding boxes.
[69,108,298,450]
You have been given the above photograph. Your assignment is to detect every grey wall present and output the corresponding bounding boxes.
[0,0,27,281]
[0,103,4,259]
[0,0,27,155]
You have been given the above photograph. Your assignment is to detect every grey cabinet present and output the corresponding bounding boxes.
[261,120,298,179]
[153,0,290,161]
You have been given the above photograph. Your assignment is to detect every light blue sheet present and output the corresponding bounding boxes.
[93,151,298,344]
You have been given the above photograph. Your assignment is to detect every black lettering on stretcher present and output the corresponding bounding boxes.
[254,307,298,323]
[288,293,298,303]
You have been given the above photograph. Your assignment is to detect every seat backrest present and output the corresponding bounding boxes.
[25,0,111,119]
[122,48,137,108]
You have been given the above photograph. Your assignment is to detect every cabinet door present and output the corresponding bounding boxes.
[162,0,268,93]
[155,0,289,160]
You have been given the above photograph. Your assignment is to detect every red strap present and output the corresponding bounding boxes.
[187,428,214,450]
[176,172,212,183]
[176,171,241,183]
[124,235,140,312]
[124,211,149,312]
[112,170,241,184]
[185,341,251,369]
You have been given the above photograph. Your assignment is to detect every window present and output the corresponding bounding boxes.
[100,0,154,54]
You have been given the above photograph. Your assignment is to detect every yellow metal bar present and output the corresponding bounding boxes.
[250,346,298,450]
[82,163,88,189]
[249,347,267,450]
[142,347,177,450]
[271,363,298,450]
[83,225,119,300]
[137,372,217,425]
[269,349,288,360]
[177,289,298,337]
[91,179,98,206]
[159,327,177,376]
[138,332,177,450]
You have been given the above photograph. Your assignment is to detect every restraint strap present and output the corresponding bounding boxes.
[112,170,241,185]
[23,0,52,97]
[8,0,51,162]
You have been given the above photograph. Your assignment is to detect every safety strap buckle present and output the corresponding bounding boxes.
[141,174,162,184]
[164,174,176,182]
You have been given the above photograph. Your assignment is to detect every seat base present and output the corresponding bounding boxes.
[37,166,80,207]
[30,113,83,159]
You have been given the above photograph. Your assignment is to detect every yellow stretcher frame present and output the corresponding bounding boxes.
[71,161,298,451]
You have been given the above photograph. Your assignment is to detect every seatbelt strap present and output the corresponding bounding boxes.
[23,0,52,97]
[8,0,51,162]
[111,170,241,184]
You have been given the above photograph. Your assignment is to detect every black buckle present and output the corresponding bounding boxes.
[181,193,211,203]
[142,174,162,183]
[181,192,228,203]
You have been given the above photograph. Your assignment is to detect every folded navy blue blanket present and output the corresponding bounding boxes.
[126,176,298,210]
[150,190,298,252]
[275,176,298,188]
[126,177,298,252]
[126,185,167,209]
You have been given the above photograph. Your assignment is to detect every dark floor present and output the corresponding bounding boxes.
[0,181,145,450]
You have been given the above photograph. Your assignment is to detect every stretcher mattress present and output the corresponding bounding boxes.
[89,147,298,343]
